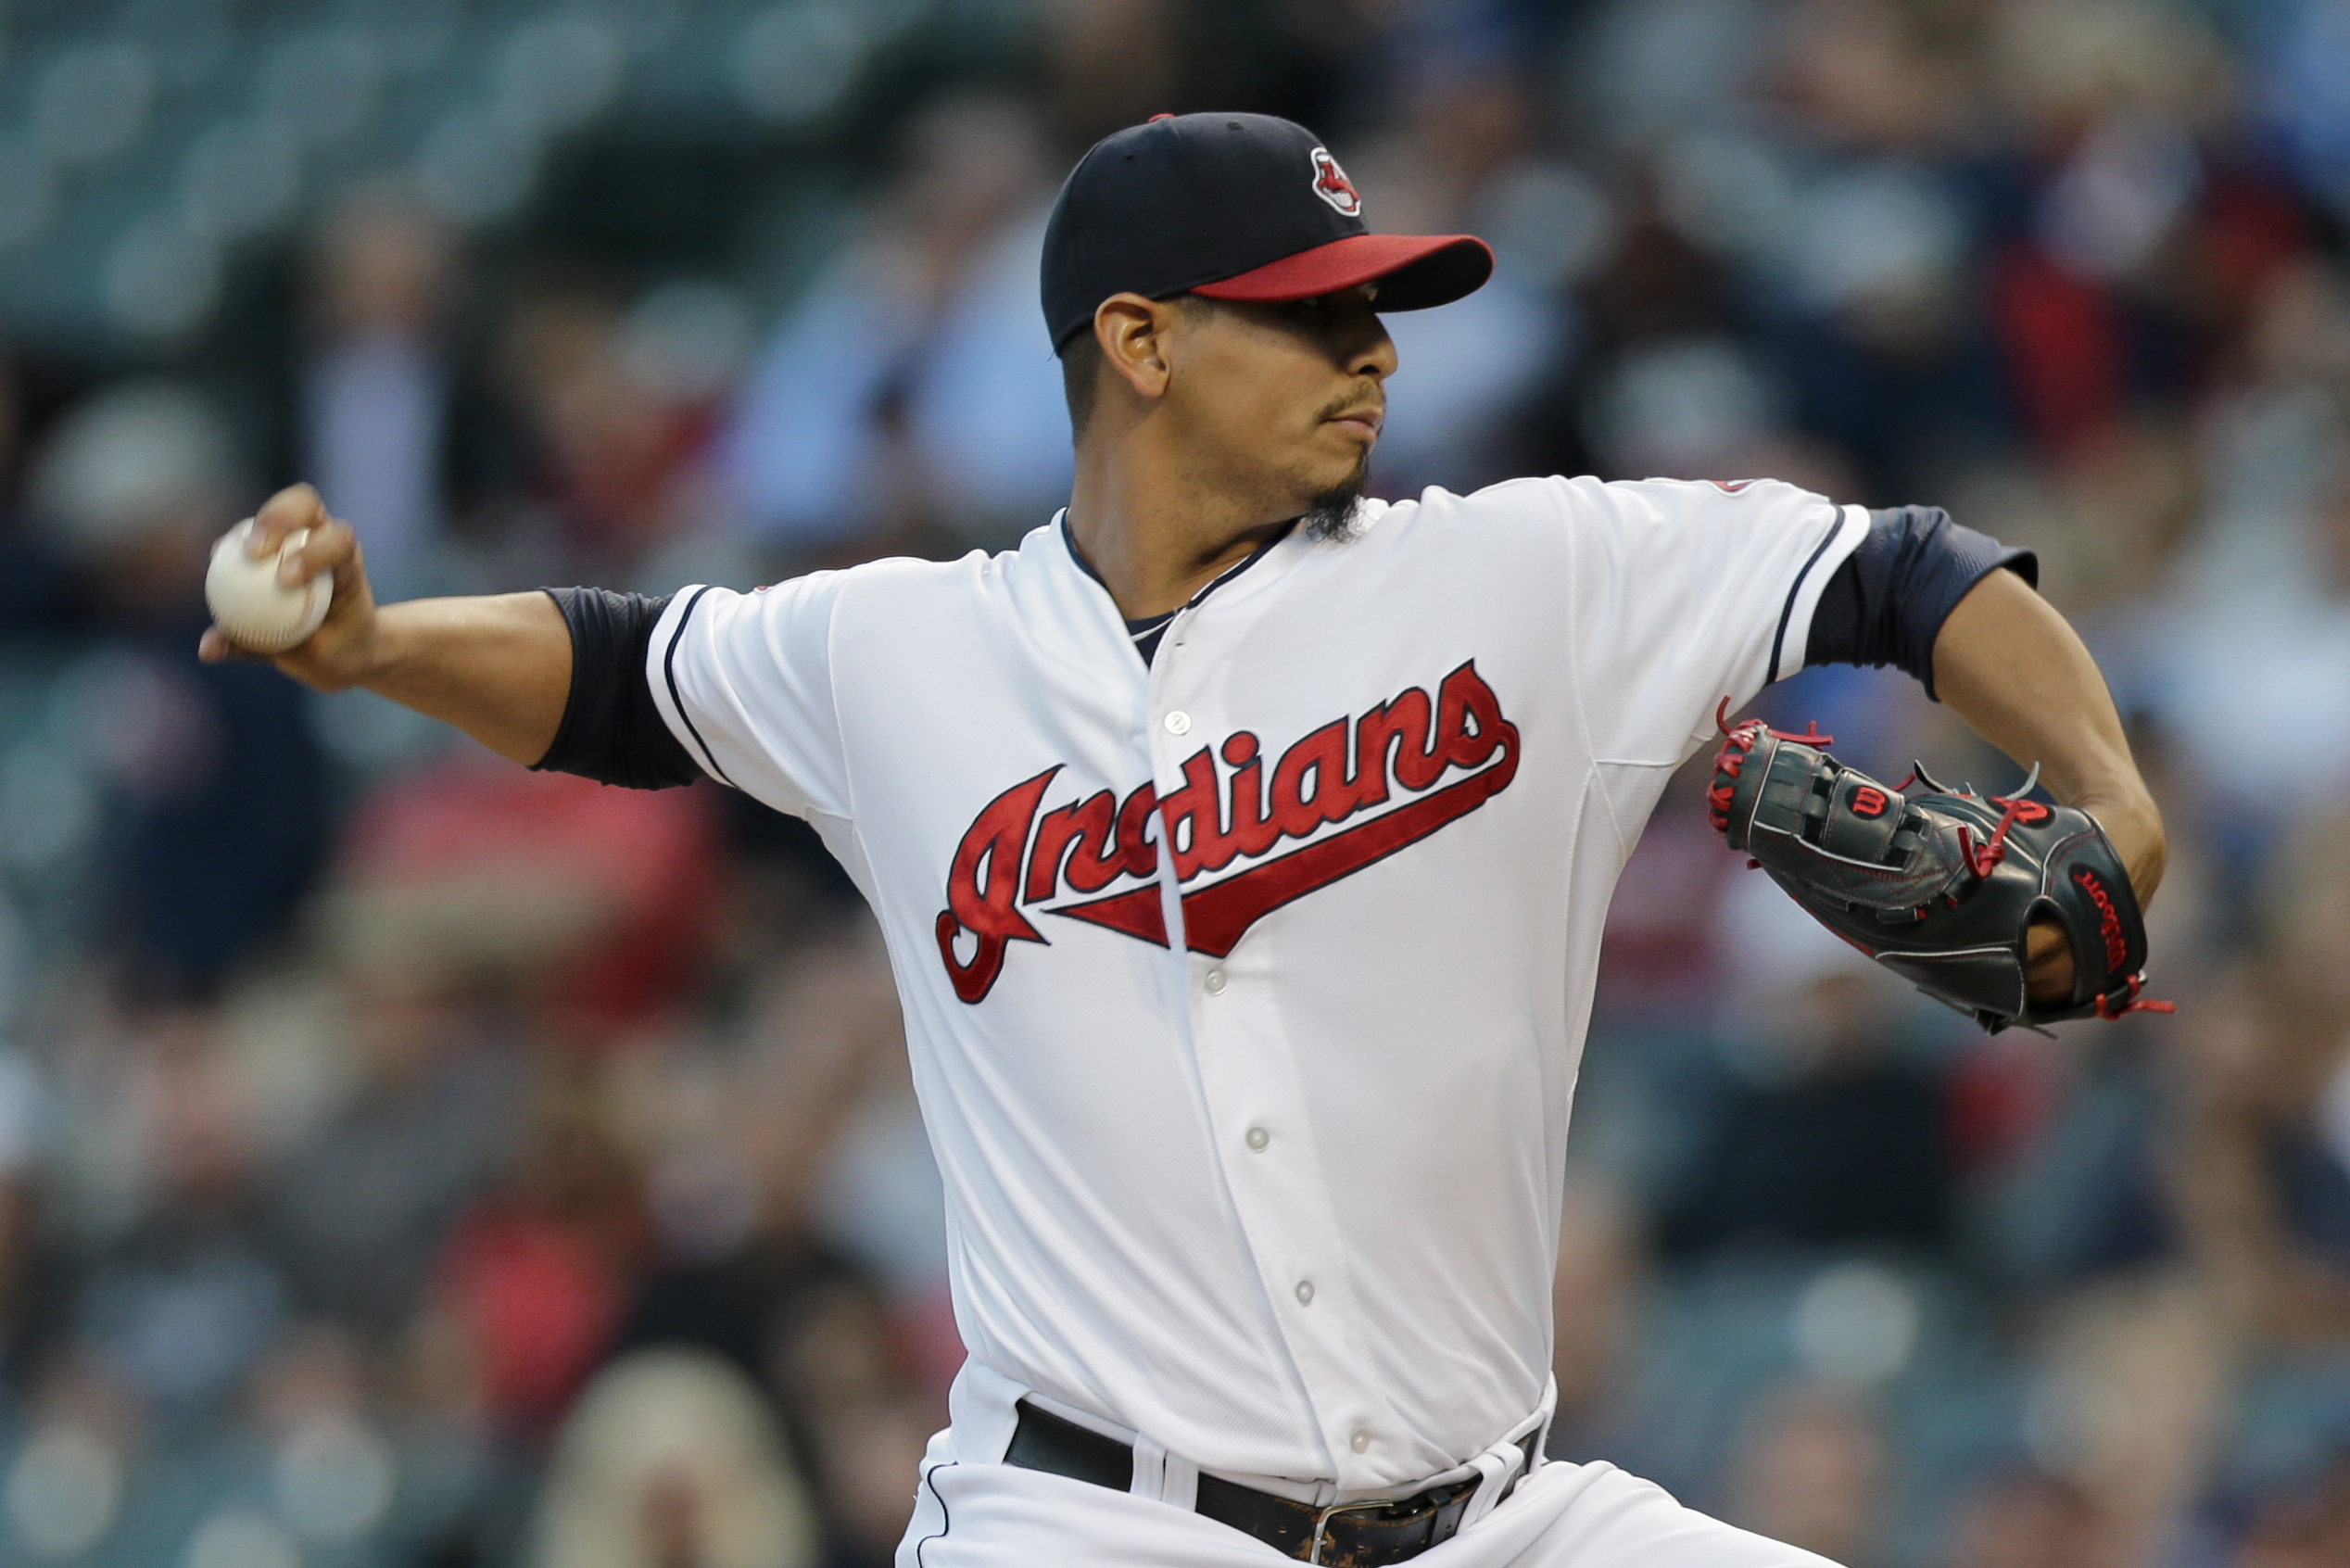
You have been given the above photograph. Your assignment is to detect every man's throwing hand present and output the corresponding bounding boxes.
[197,484,383,692]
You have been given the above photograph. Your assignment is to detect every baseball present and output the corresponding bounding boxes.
[205,518,331,654]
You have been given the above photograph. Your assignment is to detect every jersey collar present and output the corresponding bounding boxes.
[1059,512,1301,665]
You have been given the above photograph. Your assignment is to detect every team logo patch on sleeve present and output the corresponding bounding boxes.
[934,661,1518,1002]
[1308,146,1361,216]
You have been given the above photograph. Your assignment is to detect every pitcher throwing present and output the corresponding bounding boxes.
[207,113,2166,1566]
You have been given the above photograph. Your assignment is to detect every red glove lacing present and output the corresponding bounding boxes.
[1707,698,1833,835]
[2093,972,2177,1020]
[1958,795,2035,879]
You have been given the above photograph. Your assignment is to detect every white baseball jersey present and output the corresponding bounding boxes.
[648,476,1868,1499]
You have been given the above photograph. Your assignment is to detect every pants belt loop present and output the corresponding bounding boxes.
[1129,1433,1167,1500]
[1460,1384,1553,1534]
[1159,1447,1200,1512]
[1529,1372,1559,1470]
[1458,1444,1520,1532]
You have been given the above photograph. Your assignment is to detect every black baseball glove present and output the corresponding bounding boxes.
[1707,707,2167,1034]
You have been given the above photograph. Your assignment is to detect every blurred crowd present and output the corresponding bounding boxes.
[3,0,2350,1564]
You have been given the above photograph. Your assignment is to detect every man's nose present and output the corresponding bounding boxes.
[1347,319,1397,381]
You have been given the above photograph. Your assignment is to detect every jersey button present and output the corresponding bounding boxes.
[1164,711,1192,735]
[1295,1280,1315,1306]
[1350,1430,1371,1454]
[1245,1126,1270,1152]
[1204,968,1227,995]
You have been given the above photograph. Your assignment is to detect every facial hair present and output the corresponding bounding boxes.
[1299,449,1371,542]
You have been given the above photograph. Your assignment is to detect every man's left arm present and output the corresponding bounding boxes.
[1794,501,2166,1008]
[1932,565,2167,1001]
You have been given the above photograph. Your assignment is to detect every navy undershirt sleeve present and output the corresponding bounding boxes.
[1803,505,2038,700]
[531,588,703,789]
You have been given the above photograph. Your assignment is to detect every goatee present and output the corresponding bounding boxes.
[1300,457,1371,542]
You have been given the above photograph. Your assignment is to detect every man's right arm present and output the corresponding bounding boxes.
[212,483,853,817]
[199,484,573,766]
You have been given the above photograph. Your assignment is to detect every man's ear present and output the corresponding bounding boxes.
[1093,293,1180,405]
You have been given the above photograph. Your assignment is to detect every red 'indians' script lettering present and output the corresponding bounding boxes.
[934,661,1520,1002]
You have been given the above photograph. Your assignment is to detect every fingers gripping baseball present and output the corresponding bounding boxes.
[198,484,382,689]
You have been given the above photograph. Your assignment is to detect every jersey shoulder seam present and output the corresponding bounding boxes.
[1553,483,1631,855]
[1554,478,1611,845]
[815,570,873,862]
[812,567,859,828]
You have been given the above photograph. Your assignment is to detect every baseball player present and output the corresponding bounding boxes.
[208,114,2166,1566]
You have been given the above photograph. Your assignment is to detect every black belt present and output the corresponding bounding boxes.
[1004,1398,1531,1565]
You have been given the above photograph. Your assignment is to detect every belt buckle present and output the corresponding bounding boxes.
[1307,1496,1399,1565]
[1305,1465,1509,1564]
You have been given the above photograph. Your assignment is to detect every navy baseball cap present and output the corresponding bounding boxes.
[1041,112,1494,351]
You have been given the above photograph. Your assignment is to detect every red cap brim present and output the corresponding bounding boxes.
[1191,233,1495,311]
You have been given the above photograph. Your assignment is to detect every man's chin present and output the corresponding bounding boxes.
[1300,459,1371,542]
